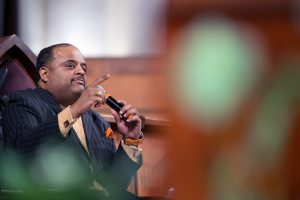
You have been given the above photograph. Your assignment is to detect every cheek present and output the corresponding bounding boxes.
[51,74,62,83]
[50,74,71,87]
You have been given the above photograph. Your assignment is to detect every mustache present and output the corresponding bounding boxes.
[72,76,86,85]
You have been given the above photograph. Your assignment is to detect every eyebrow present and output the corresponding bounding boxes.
[64,60,87,67]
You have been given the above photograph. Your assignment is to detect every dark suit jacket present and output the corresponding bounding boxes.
[1,87,142,192]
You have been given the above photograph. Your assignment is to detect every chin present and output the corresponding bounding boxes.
[72,87,84,95]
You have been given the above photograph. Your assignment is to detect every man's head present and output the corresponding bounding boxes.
[36,44,87,107]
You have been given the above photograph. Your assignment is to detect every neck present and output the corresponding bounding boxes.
[37,80,78,108]
[55,95,78,109]
[59,104,67,110]
[37,80,45,89]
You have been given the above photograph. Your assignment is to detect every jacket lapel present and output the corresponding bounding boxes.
[35,87,94,154]
[82,112,93,147]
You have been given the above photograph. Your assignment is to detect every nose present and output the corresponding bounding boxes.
[75,64,85,74]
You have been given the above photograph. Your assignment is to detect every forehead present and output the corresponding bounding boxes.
[52,46,85,63]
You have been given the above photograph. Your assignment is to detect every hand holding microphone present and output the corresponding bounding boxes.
[96,85,124,113]
[96,85,145,139]
[96,85,144,120]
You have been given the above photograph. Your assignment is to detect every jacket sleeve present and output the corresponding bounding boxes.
[1,92,63,157]
[109,144,143,190]
[92,111,143,191]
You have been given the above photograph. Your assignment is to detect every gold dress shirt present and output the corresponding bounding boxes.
[57,106,142,162]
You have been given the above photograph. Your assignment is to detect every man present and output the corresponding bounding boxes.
[1,43,143,199]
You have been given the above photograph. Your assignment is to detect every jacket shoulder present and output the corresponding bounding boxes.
[8,88,38,99]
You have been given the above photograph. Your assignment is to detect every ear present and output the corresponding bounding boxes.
[39,66,49,82]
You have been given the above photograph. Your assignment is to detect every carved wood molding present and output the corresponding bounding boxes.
[0,34,37,83]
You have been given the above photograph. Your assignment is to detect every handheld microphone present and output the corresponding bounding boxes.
[97,85,146,127]
[105,93,124,113]
[97,85,124,113]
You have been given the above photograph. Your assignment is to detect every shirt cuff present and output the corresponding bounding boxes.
[58,105,78,137]
[121,141,142,163]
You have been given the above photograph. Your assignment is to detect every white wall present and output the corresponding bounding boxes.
[18,0,166,57]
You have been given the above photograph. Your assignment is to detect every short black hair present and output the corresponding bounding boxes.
[36,43,72,80]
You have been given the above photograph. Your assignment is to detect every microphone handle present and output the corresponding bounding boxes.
[104,92,146,128]
[105,94,124,113]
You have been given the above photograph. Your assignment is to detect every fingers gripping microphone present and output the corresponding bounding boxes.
[97,85,123,113]
[97,85,146,127]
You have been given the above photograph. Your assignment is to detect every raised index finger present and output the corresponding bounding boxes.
[91,74,111,86]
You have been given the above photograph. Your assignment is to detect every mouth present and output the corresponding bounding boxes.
[72,77,85,86]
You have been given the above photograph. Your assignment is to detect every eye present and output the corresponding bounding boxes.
[65,62,76,69]
[81,64,87,72]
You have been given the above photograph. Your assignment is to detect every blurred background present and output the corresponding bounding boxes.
[1,0,300,199]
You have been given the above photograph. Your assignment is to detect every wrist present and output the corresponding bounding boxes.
[70,104,81,119]
[124,131,144,140]
[123,132,144,147]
